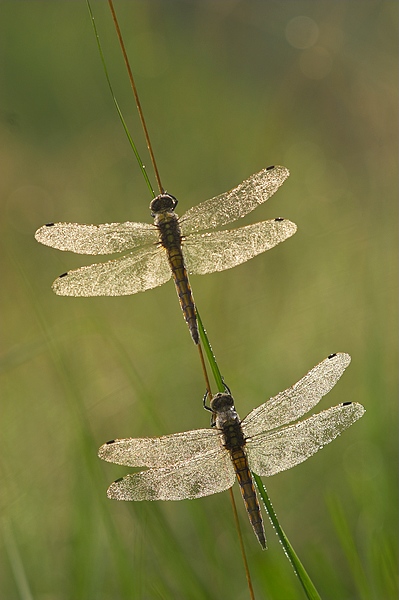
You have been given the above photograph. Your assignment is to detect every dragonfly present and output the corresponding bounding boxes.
[35,165,296,344]
[98,353,365,548]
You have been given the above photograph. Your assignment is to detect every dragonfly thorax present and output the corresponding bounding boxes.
[150,193,177,216]
[210,393,241,429]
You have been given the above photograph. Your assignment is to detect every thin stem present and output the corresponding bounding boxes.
[87,10,254,595]
[229,489,256,600]
[108,0,164,194]
[86,1,154,197]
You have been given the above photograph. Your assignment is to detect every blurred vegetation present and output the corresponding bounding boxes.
[0,1,397,599]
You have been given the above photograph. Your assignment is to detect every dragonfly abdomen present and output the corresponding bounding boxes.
[219,415,265,548]
[230,446,266,549]
[156,215,198,344]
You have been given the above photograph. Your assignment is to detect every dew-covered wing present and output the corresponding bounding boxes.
[246,402,365,477]
[52,244,171,296]
[106,448,236,501]
[35,221,157,254]
[99,429,220,468]
[242,354,351,439]
[180,166,290,234]
[182,219,296,275]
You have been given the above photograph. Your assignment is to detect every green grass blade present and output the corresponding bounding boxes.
[196,309,224,392]
[86,1,155,197]
[254,474,322,600]
[1,519,34,600]
[198,309,321,598]
[326,494,371,599]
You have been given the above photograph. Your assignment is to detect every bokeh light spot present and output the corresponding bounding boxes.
[286,16,319,49]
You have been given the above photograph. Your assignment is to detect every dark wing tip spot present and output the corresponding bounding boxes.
[59,272,68,278]
[45,222,55,227]
[106,440,115,445]
[274,217,284,222]
[266,165,275,170]
[342,401,352,406]
[328,353,337,359]
[114,477,124,483]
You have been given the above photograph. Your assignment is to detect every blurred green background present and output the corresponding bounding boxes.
[1,1,397,599]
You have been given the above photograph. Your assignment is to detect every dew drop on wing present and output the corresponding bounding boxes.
[343,402,352,406]
[266,165,275,170]
[45,223,54,227]
[274,217,284,222]
[328,353,337,359]
[106,440,115,445]
[59,272,68,278]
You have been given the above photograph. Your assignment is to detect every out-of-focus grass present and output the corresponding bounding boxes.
[1,2,397,599]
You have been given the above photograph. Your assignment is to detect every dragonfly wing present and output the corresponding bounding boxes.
[35,221,157,254]
[246,402,365,477]
[106,448,236,501]
[242,353,352,438]
[99,429,220,467]
[180,166,290,234]
[183,219,296,275]
[52,245,171,296]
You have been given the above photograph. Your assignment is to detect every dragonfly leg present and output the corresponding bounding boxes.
[203,390,212,411]
[222,378,232,395]
[203,391,216,427]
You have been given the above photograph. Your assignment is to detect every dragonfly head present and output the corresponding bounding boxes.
[150,193,177,216]
[210,393,235,413]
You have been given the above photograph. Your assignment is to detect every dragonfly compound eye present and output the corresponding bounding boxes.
[150,193,177,214]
